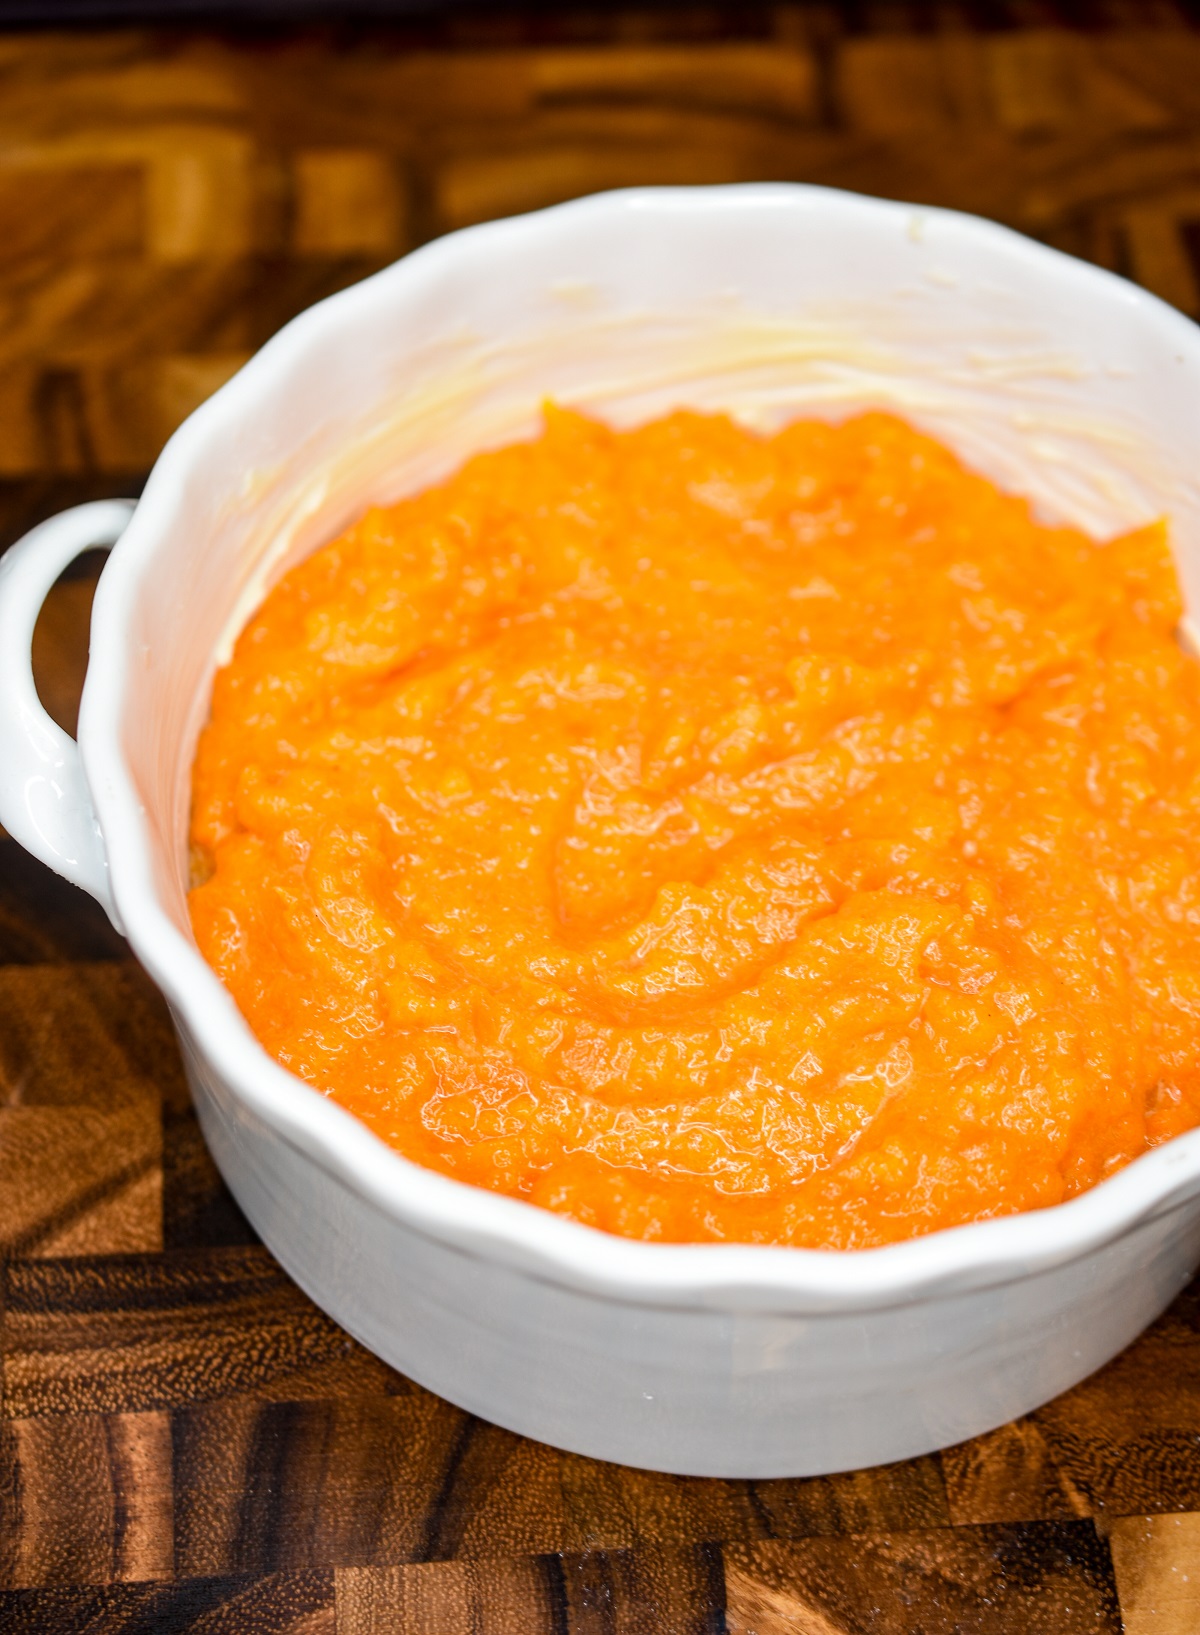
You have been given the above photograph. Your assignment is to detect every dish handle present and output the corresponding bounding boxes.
[0,500,136,931]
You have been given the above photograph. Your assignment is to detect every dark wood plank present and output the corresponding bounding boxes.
[172,1396,473,1575]
[160,1107,260,1252]
[1109,1512,1200,1635]
[0,963,180,1112]
[723,1523,1122,1635]
[749,1456,951,1538]
[0,965,167,1258]
[405,1418,769,1565]
[557,1543,727,1635]
[942,1420,1093,1525]
[334,1557,559,1635]
[0,478,145,557]
[334,1544,727,1635]
[0,1106,160,1262]
[0,1409,172,1590]
[3,1249,407,1420]
[0,845,127,967]
[0,1572,335,1634]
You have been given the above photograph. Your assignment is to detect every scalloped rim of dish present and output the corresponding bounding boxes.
[81,183,1200,1312]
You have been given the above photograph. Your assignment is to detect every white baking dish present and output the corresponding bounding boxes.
[3,184,1200,1478]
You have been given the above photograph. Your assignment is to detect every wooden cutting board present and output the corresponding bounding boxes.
[4,9,1200,1629]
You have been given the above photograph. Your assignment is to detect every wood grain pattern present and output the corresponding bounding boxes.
[723,1525,1123,1633]
[0,14,1200,474]
[3,7,1200,1630]
[1109,1513,1200,1635]
[2,1410,173,1588]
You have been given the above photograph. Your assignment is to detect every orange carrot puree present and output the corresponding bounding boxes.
[189,407,1200,1249]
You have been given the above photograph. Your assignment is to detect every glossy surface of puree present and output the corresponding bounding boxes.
[190,409,1200,1250]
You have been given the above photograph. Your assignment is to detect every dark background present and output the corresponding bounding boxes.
[2,2,1199,28]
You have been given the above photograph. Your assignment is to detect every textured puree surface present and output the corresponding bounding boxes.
[188,408,1200,1250]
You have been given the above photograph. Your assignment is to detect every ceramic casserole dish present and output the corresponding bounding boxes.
[3,184,1200,1478]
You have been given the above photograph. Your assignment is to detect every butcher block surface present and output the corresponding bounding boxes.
[5,7,1200,1628]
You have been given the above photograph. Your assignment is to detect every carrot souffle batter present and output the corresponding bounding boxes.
[189,408,1200,1250]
